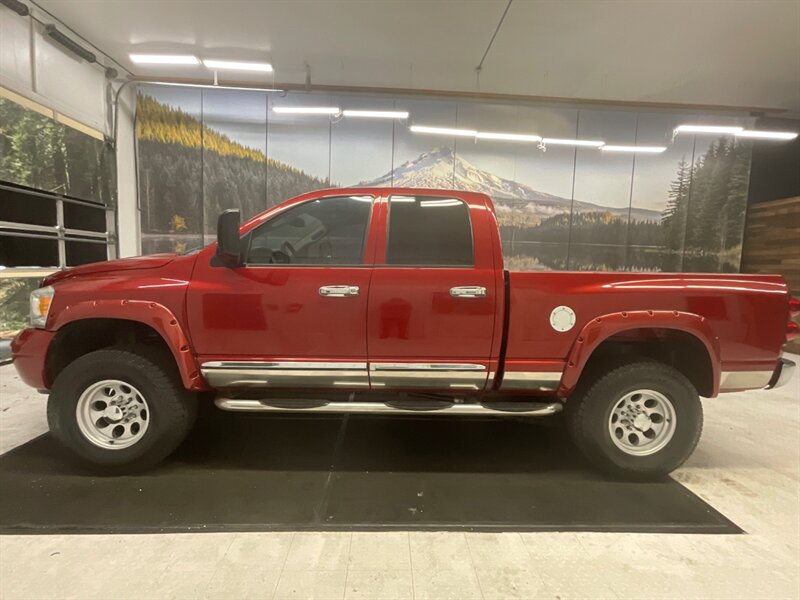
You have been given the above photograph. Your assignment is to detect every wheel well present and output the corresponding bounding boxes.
[46,319,172,386]
[580,328,714,397]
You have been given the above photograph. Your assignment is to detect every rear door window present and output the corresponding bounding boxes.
[385,195,473,266]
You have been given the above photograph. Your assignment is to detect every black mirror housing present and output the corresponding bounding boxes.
[216,209,241,267]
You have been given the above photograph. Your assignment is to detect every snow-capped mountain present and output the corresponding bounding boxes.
[359,147,661,222]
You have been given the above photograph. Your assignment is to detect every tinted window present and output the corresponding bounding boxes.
[386,196,473,266]
[246,196,372,265]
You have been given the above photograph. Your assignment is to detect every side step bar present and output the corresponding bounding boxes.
[215,397,562,416]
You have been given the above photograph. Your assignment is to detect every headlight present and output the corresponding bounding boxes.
[30,286,55,328]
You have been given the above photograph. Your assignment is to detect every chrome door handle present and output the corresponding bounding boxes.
[450,286,487,298]
[319,285,360,297]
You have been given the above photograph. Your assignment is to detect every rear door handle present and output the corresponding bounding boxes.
[319,285,360,297]
[450,286,487,298]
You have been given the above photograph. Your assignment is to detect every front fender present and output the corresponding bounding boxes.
[50,299,208,391]
[558,310,721,397]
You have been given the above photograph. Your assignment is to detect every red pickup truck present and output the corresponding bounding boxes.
[11,188,797,478]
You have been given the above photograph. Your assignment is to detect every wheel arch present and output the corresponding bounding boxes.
[47,300,207,391]
[559,310,721,398]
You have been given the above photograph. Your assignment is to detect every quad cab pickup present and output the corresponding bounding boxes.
[11,188,798,478]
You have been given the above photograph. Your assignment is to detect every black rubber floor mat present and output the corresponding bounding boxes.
[0,413,741,534]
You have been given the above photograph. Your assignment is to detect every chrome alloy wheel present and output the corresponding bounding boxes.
[75,380,150,449]
[608,389,676,456]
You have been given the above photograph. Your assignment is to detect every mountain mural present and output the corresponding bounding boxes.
[133,90,749,273]
[359,146,661,223]
[136,93,328,252]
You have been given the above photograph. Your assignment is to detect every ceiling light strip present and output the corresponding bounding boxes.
[203,59,273,72]
[409,127,606,147]
[602,145,667,153]
[675,124,798,140]
[476,132,542,142]
[273,106,340,115]
[409,125,478,137]
[542,138,605,147]
[130,54,200,65]
[342,110,409,119]
[674,124,743,135]
[734,130,798,140]
[143,81,283,92]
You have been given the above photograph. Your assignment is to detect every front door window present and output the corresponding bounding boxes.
[246,195,372,266]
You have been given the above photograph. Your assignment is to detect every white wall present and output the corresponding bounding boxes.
[0,4,109,135]
[0,4,142,258]
[115,85,140,257]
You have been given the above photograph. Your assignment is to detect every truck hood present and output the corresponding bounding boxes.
[42,254,177,286]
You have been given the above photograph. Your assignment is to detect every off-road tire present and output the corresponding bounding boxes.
[565,361,703,480]
[47,345,197,473]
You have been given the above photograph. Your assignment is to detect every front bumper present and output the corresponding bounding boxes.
[10,328,55,390]
[767,358,796,390]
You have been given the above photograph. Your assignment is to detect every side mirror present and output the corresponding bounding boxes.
[216,209,241,267]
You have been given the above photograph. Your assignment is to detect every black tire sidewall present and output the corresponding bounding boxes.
[48,348,189,468]
[571,363,703,478]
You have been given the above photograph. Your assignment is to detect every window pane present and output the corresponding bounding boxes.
[247,195,372,265]
[63,202,106,233]
[0,235,59,268]
[386,196,473,266]
[65,240,108,266]
[0,186,57,227]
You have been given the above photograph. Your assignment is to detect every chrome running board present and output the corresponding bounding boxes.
[214,397,562,416]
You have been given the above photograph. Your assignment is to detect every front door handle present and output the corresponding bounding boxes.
[319,285,360,297]
[450,286,487,298]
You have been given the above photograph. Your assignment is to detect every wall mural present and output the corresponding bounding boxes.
[0,97,114,205]
[0,95,115,337]
[136,85,753,272]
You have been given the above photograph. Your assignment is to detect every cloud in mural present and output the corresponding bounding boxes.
[359,146,661,222]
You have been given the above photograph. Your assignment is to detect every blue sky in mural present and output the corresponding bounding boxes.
[203,89,267,153]
[330,94,396,186]
[141,85,752,213]
[136,83,755,273]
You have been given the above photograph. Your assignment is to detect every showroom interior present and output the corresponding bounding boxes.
[0,0,799,598]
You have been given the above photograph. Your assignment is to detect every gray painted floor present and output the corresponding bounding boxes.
[0,357,798,599]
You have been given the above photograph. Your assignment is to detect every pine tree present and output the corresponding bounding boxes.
[135,93,330,244]
[663,156,691,252]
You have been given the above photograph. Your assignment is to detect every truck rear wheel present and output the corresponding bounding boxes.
[566,361,703,480]
[47,345,197,473]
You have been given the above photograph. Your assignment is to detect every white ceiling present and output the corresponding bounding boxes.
[35,0,800,115]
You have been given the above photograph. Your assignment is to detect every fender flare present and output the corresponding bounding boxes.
[50,299,208,391]
[558,310,721,397]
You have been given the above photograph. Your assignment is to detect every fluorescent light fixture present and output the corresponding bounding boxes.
[390,196,416,203]
[409,125,478,137]
[475,131,542,142]
[145,81,282,92]
[272,106,340,115]
[203,59,273,72]
[420,199,462,207]
[602,145,667,153]
[734,130,798,140]
[130,54,200,65]
[674,124,744,135]
[542,138,605,147]
[342,110,409,119]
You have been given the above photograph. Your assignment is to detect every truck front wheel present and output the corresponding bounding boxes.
[47,345,197,473]
[566,361,703,480]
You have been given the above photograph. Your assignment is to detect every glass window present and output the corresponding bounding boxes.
[386,196,473,266]
[246,195,372,265]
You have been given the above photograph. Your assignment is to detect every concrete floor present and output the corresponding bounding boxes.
[0,357,798,600]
